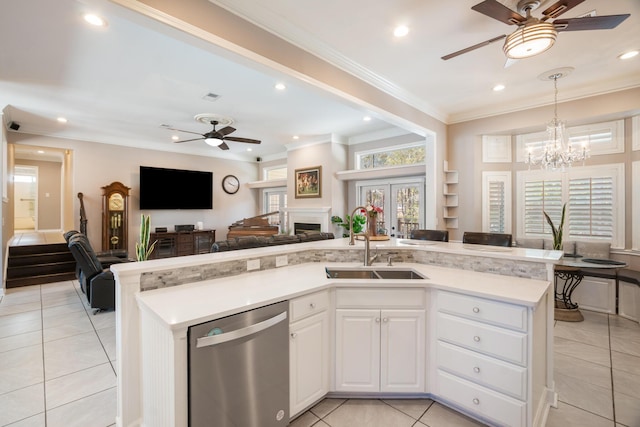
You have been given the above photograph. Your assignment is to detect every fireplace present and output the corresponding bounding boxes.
[294,222,321,234]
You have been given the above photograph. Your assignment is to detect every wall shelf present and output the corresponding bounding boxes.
[443,161,458,229]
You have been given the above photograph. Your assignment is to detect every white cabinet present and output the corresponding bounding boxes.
[334,289,426,393]
[289,291,330,417]
[432,290,550,427]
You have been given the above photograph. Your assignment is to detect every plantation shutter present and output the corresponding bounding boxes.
[568,177,614,239]
[524,179,562,235]
[488,180,505,233]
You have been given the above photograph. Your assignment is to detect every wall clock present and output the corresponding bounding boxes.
[222,174,240,195]
[102,181,131,252]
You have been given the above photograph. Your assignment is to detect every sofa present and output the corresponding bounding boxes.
[211,232,334,252]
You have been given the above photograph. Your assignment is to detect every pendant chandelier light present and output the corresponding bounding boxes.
[526,69,589,171]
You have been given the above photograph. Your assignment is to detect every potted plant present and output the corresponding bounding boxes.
[544,203,567,251]
[136,214,157,261]
[331,214,366,238]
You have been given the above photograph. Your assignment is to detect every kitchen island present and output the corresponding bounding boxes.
[111,238,561,427]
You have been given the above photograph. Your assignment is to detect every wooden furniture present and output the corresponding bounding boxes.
[149,230,215,259]
[102,182,130,252]
[227,211,279,238]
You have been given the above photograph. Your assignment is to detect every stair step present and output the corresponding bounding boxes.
[6,272,77,288]
[8,252,74,267]
[8,243,69,257]
[6,261,77,279]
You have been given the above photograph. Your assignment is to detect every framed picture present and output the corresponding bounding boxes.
[295,166,322,198]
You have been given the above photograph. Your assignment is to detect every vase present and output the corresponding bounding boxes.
[367,213,377,236]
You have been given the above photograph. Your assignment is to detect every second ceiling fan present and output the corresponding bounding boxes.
[442,0,630,61]
[169,120,261,150]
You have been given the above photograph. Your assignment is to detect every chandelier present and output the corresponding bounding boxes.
[526,71,589,171]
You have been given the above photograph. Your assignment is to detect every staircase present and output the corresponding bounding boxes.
[6,243,76,288]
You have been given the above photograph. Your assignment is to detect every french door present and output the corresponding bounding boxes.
[357,178,425,238]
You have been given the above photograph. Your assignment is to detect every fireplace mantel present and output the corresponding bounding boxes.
[285,207,332,234]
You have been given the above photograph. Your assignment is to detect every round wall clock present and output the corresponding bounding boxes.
[222,174,240,194]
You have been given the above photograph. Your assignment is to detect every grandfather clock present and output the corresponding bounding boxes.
[102,181,131,252]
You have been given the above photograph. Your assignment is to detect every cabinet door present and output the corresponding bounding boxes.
[290,311,329,417]
[335,309,380,392]
[380,309,425,393]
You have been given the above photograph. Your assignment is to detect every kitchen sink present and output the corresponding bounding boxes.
[325,267,427,280]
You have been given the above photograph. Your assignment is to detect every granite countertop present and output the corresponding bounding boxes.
[136,261,551,331]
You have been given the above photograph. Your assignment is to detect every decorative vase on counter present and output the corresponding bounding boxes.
[367,213,378,236]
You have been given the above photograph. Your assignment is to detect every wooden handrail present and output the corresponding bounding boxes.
[78,192,88,235]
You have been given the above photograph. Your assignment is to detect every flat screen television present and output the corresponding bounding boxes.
[139,166,213,210]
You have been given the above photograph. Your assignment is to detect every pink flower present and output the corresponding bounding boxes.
[364,204,383,214]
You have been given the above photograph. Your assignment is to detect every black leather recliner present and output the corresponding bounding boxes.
[67,234,116,312]
[462,231,513,247]
[410,229,449,242]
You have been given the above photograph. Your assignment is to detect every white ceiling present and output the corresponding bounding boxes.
[1,0,638,161]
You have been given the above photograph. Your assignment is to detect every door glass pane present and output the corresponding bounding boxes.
[393,184,421,238]
[361,186,386,233]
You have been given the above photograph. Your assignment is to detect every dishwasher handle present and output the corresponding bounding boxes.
[196,311,288,348]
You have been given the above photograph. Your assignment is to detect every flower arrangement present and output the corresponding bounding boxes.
[363,204,383,216]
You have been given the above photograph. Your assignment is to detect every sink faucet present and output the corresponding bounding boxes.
[348,206,378,266]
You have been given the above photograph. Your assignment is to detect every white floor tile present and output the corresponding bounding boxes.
[0,330,42,353]
[323,399,417,427]
[45,362,116,409]
[96,326,116,361]
[546,401,614,427]
[0,383,45,426]
[0,310,42,329]
[0,344,44,394]
[554,337,611,367]
[614,392,640,427]
[0,319,42,340]
[42,310,94,342]
[43,331,109,380]
[419,402,485,426]
[554,352,612,389]
[41,302,85,320]
[45,387,116,427]
[611,351,640,376]
[554,372,614,420]
[4,412,45,427]
[383,399,434,420]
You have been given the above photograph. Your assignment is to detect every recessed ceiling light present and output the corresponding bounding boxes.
[56,117,68,123]
[275,83,286,90]
[171,135,179,141]
[37,150,45,154]
[493,84,506,92]
[393,25,409,38]
[363,116,372,122]
[246,148,253,152]
[83,13,107,27]
[292,135,299,140]
[619,50,639,60]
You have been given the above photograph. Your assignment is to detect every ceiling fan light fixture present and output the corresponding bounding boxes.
[204,137,224,147]
[503,21,557,59]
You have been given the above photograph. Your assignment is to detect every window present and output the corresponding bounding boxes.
[515,119,624,162]
[482,172,511,234]
[263,166,287,181]
[263,189,287,233]
[356,142,425,170]
[516,164,624,248]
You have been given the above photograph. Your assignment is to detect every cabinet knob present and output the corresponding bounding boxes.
[376,317,381,323]
[383,318,389,323]
[290,333,297,339]
[473,398,480,405]
[309,303,316,309]
[473,366,480,373]
[472,307,480,313]
[473,336,481,342]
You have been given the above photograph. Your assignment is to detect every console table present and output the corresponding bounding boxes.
[149,230,215,259]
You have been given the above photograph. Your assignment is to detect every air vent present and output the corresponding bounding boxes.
[577,10,597,18]
[202,92,221,102]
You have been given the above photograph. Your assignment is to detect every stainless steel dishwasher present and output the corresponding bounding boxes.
[188,300,289,427]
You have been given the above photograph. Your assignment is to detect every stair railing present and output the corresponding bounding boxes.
[78,192,88,235]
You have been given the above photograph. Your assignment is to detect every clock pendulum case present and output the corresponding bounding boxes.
[101,181,131,252]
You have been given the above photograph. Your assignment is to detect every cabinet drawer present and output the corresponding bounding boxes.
[290,291,330,322]
[437,313,527,366]
[436,370,526,427]
[336,288,424,309]
[436,341,526,400]
[437,291,527,331]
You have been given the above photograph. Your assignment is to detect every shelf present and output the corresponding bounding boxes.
[443,161,458,229]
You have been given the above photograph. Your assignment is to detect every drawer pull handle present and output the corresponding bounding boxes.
[473,398,480,405]
[473,366,480,373]
[290,332,297,339]
[473,336,481,342]
[309,303,316,309]
[472,307,480,313]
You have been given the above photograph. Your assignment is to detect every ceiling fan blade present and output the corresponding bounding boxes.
[163,127,203,136]
[471,0,526,25]
[554,14,630,32]
[441,35,506,60]
[174,137,204,143]
[217,126,236,136]
[224,136,262,144]
[541,0,585,20]
[218,142,230,150]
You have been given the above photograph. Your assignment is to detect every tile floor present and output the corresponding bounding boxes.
[2,279,640,426]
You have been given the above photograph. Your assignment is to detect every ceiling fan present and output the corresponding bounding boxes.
[168,120,261,150]
[442,0,630,61]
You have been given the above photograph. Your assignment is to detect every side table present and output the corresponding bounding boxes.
[554,265,585,322]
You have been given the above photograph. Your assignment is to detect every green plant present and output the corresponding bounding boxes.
[544,203,567,251]
[331,214,366,237]
[136,214,157,261]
